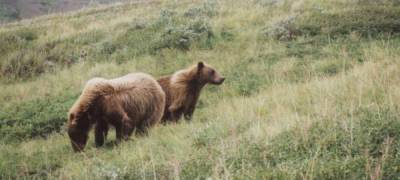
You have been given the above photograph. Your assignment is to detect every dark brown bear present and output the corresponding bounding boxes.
[157,62,225,122]
[68,73,165,152]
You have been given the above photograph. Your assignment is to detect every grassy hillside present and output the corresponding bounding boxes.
[1,0,400,179]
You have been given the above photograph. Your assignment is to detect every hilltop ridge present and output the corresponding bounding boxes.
[0,0,131,23]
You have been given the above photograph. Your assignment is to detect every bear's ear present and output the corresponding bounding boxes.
[197,61,204,70]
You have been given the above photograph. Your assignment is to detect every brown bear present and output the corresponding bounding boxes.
[157,62,225,122]
[68,73,165,152]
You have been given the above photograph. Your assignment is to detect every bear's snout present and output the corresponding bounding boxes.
[219,77,225,83]
[213,77,225,85]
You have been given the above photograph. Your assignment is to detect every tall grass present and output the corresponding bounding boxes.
[1,0,400,179]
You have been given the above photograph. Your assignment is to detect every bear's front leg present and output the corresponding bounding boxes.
[171,110,184,122]
[184,94,200,121]
[122,122,134,140]
[95,122,108,147]
[168,105,184,122]
[113,121,123,144]
[184,106,195,121]
[104,124,109,140]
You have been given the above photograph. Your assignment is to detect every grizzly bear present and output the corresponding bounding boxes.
[68,73,165,152]
[157,62,225,122]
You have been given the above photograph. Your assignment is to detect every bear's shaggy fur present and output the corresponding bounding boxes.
[68,73,165,152]
[157,62,225,122]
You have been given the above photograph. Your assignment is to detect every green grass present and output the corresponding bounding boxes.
[1,0,400,179]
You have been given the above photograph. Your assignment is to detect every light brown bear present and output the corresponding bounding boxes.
[157,62,225,122]
[68,73,165,152]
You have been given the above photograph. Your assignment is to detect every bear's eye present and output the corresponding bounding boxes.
[210,70,215,75]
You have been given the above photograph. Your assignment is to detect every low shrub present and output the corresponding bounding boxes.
[183,0,218,18]
[0,92,77,142]
[263,15,299,41]
[153,18,214,51]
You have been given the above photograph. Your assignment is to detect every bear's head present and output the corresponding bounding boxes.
[196,62,225,85]
[67,113,90,152]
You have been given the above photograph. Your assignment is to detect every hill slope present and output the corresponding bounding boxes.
[0,0,130,23]
[0,0,400,179]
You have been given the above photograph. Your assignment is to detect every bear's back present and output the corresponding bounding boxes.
[100,73,165,122]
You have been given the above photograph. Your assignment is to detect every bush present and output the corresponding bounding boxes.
[152,18,215,51]
[262,16,299,41]
[183,0,218,18]
[101,10,215,61]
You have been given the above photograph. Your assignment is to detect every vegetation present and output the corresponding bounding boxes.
[0,0,399,179]
[0,6,20,23]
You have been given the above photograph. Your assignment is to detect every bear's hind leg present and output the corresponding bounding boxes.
[136,108,163,136]
[135,120,148,136]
